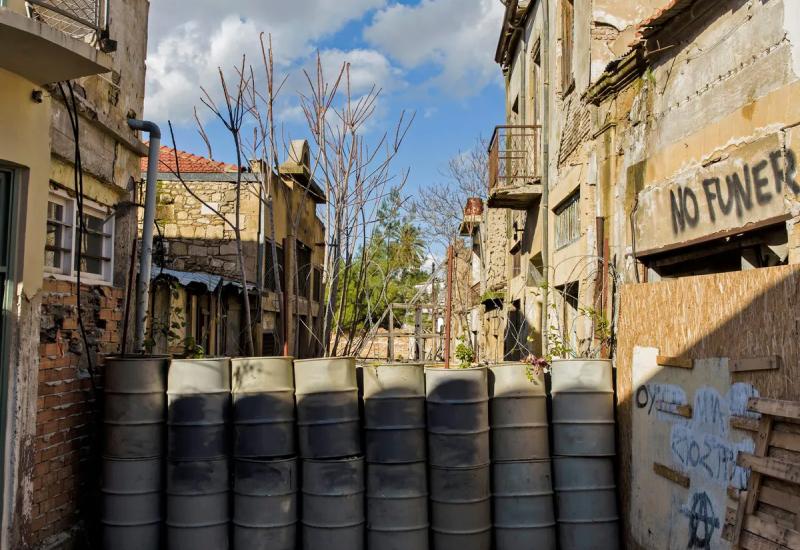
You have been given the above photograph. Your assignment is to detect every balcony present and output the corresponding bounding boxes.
[0,0,112,85]
[487,125,543,210]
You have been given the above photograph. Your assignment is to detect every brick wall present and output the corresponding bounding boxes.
[31,279,124,548]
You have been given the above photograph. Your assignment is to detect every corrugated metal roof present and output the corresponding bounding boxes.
[152,268,222,290]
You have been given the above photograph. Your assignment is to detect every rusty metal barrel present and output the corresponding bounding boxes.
[102,355,168,550]
[167,358,231,549]
[550,359,615,457]
[489,363,555,549]
[426,366,491,549]
[493,460,557,549]
[551,359,619,550]
[301,456,365,550]
[294,357,360,459]
[425,366,490,467]
[362,364,426,463]
[103,355,167,459]
[233,457,297,550]
[231,356,295,457]
[553,457,619,550]
[366,458,429,549]
[429,464,492,550]
[489,363,549,461]
[166,458,229,549]
[362,364,428,548]
[101,457,162,550]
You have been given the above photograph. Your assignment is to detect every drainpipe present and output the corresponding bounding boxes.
[128,119,161,353]
[540,0,551,355]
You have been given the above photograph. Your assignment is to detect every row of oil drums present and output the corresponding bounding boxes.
[101,355,617,550]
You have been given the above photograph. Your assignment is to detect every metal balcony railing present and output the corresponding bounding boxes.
[26,0,108,43]
[488,125,542,194]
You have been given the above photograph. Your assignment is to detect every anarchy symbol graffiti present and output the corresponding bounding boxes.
[686,492,719,549]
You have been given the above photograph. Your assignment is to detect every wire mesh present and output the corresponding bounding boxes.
[26,0,101,42]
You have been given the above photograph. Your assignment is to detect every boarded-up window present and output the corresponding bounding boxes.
[296,241,312,298]
[313,267,323,302]
[265,242,284,292]
[555,192,580,249]
[561,0,574,93]
[530,40,542,125]
[512,248,522,278]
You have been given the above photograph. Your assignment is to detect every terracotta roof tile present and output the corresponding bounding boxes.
[141,145,239,174]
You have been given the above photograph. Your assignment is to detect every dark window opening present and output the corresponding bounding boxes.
[644,224,788,279]
[265,242,284,292]
[296,241,312,298]
[561,0,575,94]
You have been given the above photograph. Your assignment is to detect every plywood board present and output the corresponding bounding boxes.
[617,265,800,549]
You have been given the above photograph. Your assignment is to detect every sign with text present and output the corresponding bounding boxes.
[634,134,800,254]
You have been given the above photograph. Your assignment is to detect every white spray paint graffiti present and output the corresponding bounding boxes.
[670,386,757,490]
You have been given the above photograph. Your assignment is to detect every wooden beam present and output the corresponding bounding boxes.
[655,401,693,418]
[653,462,690,487]
[740,530,787,550]
[771,430,800,453]
[731,416,761,433]
[748,398,800,421]
[731,490,749,547]
[743,514,800,549]
[657,355,693,369]
[738,454,800,485]
[744,415,775,515]
[759,485,800,515]
[730,356,780,373]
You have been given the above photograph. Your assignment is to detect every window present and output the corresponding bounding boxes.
[530,40,542,126]
[555,192,580,249]
[561,0,575,94]
[44,191,113,282]
[296,241,312,298]
[512,248,522,278]
[265,242,284,292]
[312,267,323,303]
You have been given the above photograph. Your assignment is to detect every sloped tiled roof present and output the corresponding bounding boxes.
[141,145,239,174]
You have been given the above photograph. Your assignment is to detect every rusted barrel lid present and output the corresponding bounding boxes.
[464,197,483,215]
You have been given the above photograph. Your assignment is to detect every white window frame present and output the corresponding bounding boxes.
[45,189,115,285]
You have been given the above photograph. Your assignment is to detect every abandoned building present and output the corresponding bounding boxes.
[0,0,150,547]
[142,141,326,359]
[455,0,800,547]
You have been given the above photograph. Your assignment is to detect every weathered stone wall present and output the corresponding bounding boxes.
[484,208,509,290]
[153,179,260,281]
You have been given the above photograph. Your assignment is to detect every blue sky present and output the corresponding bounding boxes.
[144,0,506,198]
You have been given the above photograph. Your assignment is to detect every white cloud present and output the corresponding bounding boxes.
[363,0,504,96]
[144,0,387,122]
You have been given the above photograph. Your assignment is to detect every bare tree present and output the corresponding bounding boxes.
[298,55,414,356]
[163,57,256,356]
[411,137,488,248]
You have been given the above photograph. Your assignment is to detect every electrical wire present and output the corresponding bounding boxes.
[56,80,100,548]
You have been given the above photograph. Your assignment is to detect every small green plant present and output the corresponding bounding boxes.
[143,280,206,358]
[480,290,503,303]
[522,354,549,382]
[454,336,475,368]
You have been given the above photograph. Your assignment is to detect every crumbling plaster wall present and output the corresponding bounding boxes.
[153,179,260,281]
[602,0,800,279]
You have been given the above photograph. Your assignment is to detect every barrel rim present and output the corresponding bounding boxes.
[424,365,487,372]
[431,526,492,535]
[232,519,298,529]
[101,518,163,527]
[234,456,297,465]
[231,355,295,363]
[366,524,430,532]
[301,521,367,530]
[296,417,360,427]
[294,387,358,396]
[293,356,355,365]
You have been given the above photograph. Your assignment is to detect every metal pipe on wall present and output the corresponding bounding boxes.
[540,0,551,354]
[128,119,161,353]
